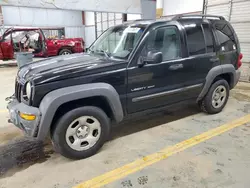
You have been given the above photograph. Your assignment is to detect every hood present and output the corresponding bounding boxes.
[18,53,123,85]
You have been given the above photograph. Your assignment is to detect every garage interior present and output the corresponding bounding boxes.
[0,0,250,188]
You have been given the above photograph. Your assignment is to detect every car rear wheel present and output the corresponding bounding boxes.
[199,79,229,114]
[59,49,72,55]
[51,106,110,159]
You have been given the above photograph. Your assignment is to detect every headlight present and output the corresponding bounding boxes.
[25,82,31,99]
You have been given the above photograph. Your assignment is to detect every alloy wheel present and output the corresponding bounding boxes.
[65,116,101,151]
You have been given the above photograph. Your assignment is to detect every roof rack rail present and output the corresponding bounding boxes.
[123,19,152,23]
[134,19,153,21]
[172,14,225,20]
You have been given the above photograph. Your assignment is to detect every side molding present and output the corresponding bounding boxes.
[37,83,123,140]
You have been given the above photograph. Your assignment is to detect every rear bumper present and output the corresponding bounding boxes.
[7,97,41,138]
[234,69,241,87]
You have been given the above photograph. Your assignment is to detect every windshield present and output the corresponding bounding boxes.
[89,25,146,59]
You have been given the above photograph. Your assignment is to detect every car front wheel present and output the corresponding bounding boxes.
[51,106,110,159]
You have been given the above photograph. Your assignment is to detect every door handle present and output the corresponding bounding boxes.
[210,57,219,63]
[169,64,183,70]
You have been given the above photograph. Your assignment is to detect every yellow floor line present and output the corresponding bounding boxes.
[74,114,250,188]
[0,109,7,113]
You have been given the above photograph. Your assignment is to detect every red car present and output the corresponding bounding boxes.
[0,28,84,60]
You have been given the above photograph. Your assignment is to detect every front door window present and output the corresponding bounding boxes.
[142,26,181,61]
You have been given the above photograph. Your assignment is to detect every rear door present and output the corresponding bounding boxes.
[0,29,14,59]
[179,20,218,87]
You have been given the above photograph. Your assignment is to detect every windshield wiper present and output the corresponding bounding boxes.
[99,49,110,58]
[88,48,94,53]
[88,48,110,58]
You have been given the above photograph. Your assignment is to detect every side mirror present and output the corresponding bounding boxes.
[146,51,163,64]
[138,51,163,67]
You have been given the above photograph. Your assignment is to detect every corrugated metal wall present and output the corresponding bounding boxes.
[2,6,84,39]
[205,0,250,82]
[65,26,85,39]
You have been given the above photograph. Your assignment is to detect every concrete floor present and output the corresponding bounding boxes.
[0,67,250,188]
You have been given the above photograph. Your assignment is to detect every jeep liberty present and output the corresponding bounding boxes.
[7,15,242,159]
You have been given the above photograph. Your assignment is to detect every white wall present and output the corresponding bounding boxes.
[0,0,141,14]
[163,0,203,16]
[157,0,164,8]
[2,6,85,39]
[84,12,96,48]
[65,26,85,39]
[127,14,142,20]
[2,6,83,27]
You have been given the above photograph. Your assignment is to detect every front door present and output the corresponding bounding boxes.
[38,29,48,57]
[127,25,199,113]
[0,29,14,59]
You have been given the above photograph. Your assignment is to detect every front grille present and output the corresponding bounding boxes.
[15,80,23,102]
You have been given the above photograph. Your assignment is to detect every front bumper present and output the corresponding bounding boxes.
[7,97,41,138]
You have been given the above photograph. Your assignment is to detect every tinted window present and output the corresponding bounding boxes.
[202,24,214,53]
[214,22,236,52]
[185,24,206,56]
[144,27,181,61]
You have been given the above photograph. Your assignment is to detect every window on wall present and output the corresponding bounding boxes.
[185,24,206,56]
[95,12,123,38]
[42,28,65,39]
[143,26,181,61]
[202,24,214,53]
[213,22,236,52]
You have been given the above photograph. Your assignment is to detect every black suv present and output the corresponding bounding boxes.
[7,15,242,159]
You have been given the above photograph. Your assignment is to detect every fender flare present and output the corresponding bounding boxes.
[197,64,236,102]
[37,83,123,140]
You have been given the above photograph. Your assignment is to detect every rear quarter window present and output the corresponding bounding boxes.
[213,22,236,52]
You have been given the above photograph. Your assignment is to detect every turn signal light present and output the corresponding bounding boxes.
[19,112,36,121]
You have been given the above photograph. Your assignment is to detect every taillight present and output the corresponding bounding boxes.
[237,53,243,68]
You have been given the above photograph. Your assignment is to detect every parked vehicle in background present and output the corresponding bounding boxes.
[7,15,242,159]
[0,28,84,60]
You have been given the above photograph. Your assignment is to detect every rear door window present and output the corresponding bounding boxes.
[184,23,206,56]
[214,22,236,52]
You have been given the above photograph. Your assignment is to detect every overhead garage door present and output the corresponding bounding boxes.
[204,0,250,81]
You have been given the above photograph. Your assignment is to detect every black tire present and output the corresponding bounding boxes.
[51,106,110,159]
[199,79,230,114]
[59,48,72,55]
